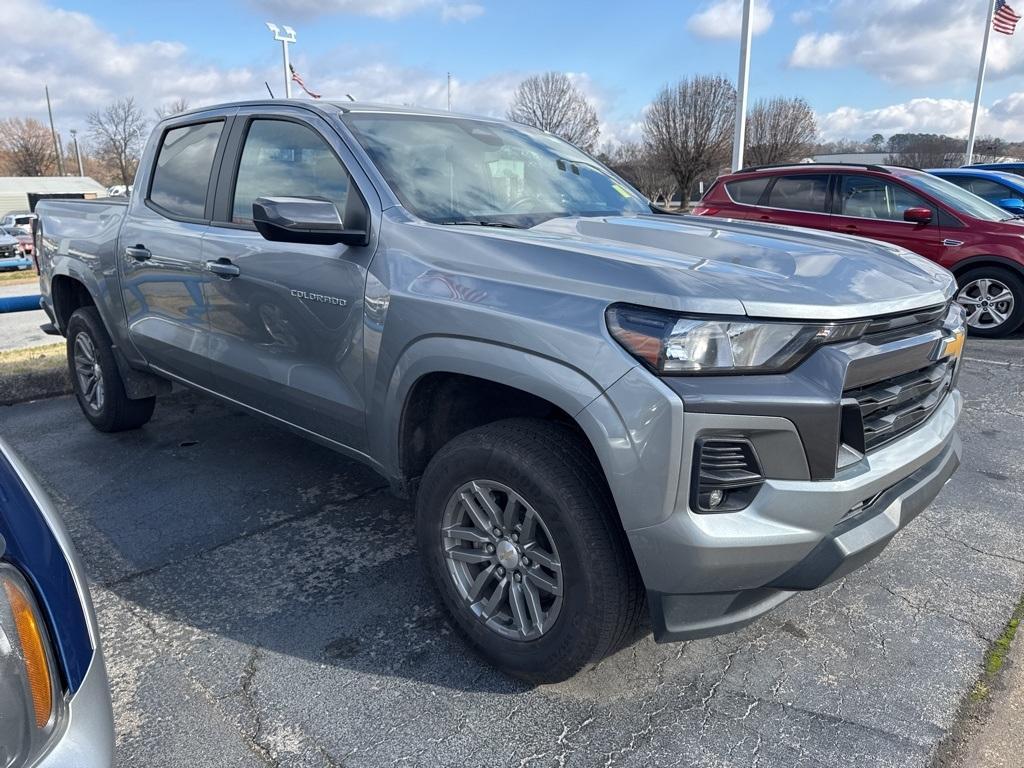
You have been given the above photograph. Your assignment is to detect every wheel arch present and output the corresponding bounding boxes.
[376,337,627,500]
[949,255,1024,281]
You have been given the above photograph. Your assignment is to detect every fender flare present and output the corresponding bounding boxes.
[372,335,628,487]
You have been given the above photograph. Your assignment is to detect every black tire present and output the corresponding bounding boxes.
[66,307,156,432]
[415,418,644,683]
[956,266,1024,338]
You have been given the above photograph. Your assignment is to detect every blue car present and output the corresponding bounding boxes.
[966,162,1024,178]
[931,167,1024,215]
[0,438,113,767]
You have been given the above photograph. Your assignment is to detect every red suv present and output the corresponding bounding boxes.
[695,163,1024,337]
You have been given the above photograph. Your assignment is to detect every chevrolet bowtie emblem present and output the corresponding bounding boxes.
[941,329,965,360]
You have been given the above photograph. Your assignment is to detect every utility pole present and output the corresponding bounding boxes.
[731,0,753,172]
[70,129,84,176]
[966,0,998,165]
[45,85,65,176]
[266,22,296,98]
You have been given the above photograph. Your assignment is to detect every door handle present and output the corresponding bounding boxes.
[205,259,240,278]
[125,245,151,262]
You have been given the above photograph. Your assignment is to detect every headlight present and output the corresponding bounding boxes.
[0,564,63,768]
[607,305,868,375]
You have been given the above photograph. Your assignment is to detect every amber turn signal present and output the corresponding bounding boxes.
[3,578,54,728]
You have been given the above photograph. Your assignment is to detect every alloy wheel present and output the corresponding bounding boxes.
[73,332,105,412]
[957,277,1015,331]
[441,479,563,641]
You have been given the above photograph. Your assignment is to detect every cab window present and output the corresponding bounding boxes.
[231,120,351,225]
[149,121,224,219]
[837,175,929,221]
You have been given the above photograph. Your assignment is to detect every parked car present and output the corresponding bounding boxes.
[3,224,35,256]
[695,163,1024,336]
[1,212,36,230]
[927,168,1024,216]
[35,102,964,682]
[0,438,114,767]
[0,229,32,271]
[965,162,1024,178]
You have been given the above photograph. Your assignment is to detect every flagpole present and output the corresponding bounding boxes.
[731,0,753,171]
[966,0,998,165]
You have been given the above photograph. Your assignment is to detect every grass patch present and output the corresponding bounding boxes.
[969,601,1024,704]
[0,269,38,285]
[0,342,70,405]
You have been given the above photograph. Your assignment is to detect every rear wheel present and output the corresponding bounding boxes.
[416,418,644,683]
[66,307,156,432]
[956,266,1024,338]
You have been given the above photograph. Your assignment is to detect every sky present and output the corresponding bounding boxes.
[6,0,1024,148]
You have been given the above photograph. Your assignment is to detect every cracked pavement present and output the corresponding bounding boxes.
[2,335,1023,767]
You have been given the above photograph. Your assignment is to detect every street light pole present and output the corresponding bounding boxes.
[266,22,296,98]
[70,129,84,176]
[45,85,65,176]
[731,0,754,172]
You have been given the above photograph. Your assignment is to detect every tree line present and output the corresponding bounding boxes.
[507,72,817,205]
[4,74,1021,198]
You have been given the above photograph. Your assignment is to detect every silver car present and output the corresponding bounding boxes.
[0,438,113,768]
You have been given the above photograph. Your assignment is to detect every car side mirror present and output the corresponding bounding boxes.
[903,206,933,224]
[997,197,1024,212]
[253,196,369,247]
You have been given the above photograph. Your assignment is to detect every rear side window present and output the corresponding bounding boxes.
[149,121,223,219]
[765,174,829,213]
[231,120,351,225]
[725,176,771,205]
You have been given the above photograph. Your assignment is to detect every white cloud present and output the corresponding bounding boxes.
[818,94,1024,141]
[251,0,483,21]
[789,32,845,68]
[788,0,1022,84]
[790,9,812,25]
[687,0,773,39]
[441,3,484,21]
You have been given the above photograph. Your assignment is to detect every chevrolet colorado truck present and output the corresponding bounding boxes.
[35,100,965,682]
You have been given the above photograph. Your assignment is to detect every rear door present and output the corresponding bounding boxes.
[829,173,947,261]
[119,112,232,382]
[200,107,377,452]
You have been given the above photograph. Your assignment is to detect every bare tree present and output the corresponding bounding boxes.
[643,74,735,208]
[744,97,817,166]
[88,97,147,187]
[885,133,963,168]
[600,142,676,203]
[0,118,56,176]
[507,72,600,152]
[154,98,191,120]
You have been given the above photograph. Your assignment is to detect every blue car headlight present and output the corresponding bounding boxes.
[0,564,65,768]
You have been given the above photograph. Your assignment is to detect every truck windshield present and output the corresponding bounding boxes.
[904,172,1014,222]
[342,112,649,227]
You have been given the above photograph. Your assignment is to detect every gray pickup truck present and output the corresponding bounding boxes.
[35,100,965,682]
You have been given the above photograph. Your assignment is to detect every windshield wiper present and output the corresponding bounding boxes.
[440,220,524,229]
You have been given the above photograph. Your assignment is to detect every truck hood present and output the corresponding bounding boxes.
[513,214,957,320]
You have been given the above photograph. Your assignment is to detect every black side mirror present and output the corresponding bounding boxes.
[253,196,369,247]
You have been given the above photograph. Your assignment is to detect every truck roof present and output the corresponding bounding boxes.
[169,99,506,124]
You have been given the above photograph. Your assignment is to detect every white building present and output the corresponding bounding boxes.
[0,176,107,218]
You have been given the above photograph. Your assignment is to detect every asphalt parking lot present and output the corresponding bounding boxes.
[2,336,1023,767]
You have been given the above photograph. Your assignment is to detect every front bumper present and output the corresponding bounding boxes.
[35,653,114,768]
[0,255,33,271]
[583,304,966,644]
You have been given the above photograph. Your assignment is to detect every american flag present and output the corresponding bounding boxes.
[289,64,321,99]
[993,0,1021,35]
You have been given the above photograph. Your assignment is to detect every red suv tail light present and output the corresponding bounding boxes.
[691,205,720,216]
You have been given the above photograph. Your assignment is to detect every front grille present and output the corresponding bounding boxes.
[844,360,954,451]
[0,244,16,258]
[863,304,947,338]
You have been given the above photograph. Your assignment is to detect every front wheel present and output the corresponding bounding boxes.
[416,418,644,683]
[956,267,1024,338]
[66,307,156,432]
